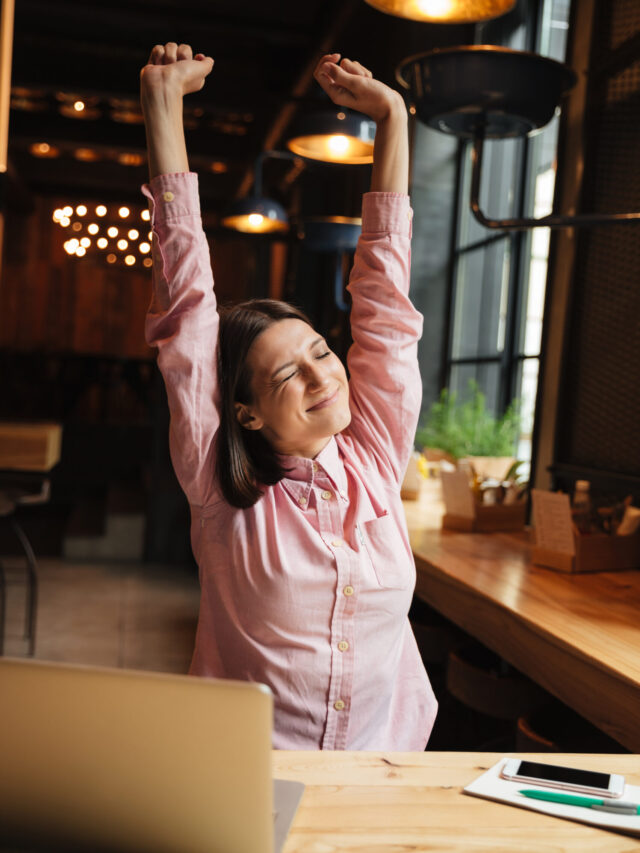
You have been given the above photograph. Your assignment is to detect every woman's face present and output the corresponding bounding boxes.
[237,318,351,459]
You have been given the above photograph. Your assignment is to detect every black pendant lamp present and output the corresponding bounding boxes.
[221,151,299,234]
[396,46,640,229]
[363,0,516,23]
[286,109,376,165]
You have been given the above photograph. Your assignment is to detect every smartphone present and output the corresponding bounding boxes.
[501,759,625,798]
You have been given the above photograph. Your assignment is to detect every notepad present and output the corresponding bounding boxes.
[464,760,640,837]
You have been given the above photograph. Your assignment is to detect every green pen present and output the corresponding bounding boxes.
[520,789,640,816]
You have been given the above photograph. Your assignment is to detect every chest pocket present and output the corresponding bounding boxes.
[361,513,413,590]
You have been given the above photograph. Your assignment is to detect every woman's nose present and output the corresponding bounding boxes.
[305,361,329,389]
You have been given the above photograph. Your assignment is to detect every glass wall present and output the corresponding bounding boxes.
[434,0,571,471]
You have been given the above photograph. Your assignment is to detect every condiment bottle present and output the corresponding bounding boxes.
[572,480,592,534]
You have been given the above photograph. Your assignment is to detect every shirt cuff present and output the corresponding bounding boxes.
[361,191,413,237]
[140,172,201,226]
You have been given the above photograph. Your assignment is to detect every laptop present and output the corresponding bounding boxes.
[0,658,304,852]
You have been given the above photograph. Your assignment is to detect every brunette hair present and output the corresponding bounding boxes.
[216,298,314,509]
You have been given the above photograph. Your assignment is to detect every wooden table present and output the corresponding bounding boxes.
[404,482,640,752]
[275,751,640,851]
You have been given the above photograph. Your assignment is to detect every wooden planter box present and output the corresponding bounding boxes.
[532,529,640,573]
[443,502,527,533]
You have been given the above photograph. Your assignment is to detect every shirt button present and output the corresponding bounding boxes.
[321,490,333,500]
[163,191,174,202]
[312,462,319,473]
[338,641,349,652]
[298,496,307,506]
[332,539,343,547]
[407,209,413,220]
[343,585,354,596]
[334,700,345,711]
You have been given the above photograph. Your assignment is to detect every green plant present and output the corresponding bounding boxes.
[415,381,521,460]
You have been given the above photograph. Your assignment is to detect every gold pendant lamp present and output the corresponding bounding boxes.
[362,0,516,23]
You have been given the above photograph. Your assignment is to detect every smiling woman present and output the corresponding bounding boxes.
[140,42,437,751]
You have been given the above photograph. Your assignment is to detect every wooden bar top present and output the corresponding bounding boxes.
[275,751,640,851]
[404,482,640,752]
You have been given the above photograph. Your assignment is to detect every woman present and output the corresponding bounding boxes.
[140,42,437,749]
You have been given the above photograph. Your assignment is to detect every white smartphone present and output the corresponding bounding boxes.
[501,759,625,798]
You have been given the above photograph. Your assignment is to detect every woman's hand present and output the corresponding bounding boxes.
[313,53,405,124]
[140,43,213,179]
[140,42,214,102]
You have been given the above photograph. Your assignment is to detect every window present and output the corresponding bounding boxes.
[441,0,571,470]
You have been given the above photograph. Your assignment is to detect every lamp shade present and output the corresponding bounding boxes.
[396,46,576,139]
[286,110,376,164]
[363,0,516,23]
[221,196,289,234]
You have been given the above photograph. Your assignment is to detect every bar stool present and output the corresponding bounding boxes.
[447,642,548,720]
[0,479,49,656]
[517,701,629,753]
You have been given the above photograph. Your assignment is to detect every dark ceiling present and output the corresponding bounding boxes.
[7,0,472,213]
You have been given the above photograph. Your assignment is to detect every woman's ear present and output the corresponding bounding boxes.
[235,402,262,430]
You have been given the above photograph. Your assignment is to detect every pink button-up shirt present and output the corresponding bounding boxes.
[142,172,437,750]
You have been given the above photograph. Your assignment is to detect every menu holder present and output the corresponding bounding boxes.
[531,489,640,573]
[440,470,526,533]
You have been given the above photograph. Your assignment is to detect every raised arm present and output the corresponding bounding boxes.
[140,44,222,508]
[141,43,213,178]
[314,56,422,483]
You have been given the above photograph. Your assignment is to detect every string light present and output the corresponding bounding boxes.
[53,202,155,267]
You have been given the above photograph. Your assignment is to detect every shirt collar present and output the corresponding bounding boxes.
[278,436,347,502]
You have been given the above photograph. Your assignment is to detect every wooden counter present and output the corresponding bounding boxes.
[275,751,640,851]
[404,482,640,752]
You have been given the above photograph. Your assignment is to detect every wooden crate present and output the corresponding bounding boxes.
[531,529,640,573]
[443,503,526,533]
[0,422,63,471]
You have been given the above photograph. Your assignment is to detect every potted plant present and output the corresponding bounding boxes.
[415,381,527,531]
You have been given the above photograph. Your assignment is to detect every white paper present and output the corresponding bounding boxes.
[440,470,475,519]
[531,489,576,555]
[464,759,640,837]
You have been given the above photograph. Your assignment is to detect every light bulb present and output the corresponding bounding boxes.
[96,205,107,217]
[327,134,350,156]
[248,213,264,228]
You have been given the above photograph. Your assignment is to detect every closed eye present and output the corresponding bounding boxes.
[316,351,331,359]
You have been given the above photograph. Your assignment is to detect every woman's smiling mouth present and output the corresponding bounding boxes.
[306,389,339,411]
